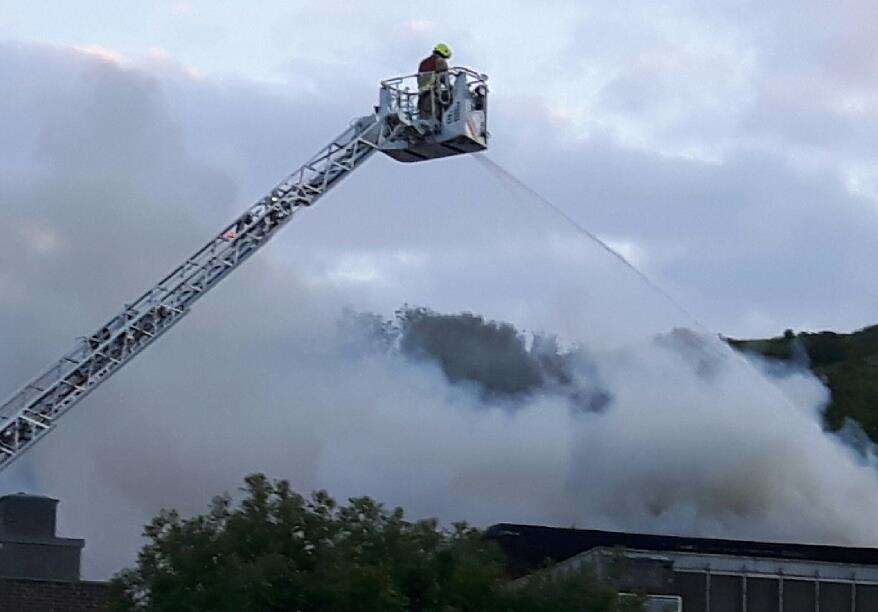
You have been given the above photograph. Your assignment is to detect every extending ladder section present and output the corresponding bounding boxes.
[0,67,489,476]
[0,115,381,473]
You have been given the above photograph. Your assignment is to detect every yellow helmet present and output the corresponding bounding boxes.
[433,43,452,59]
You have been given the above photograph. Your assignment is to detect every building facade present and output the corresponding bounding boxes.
[0,494,108,611]
[486,523,878,612]
[0,493,83,581]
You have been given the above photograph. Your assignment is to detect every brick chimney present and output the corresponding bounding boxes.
[0,494,84,581]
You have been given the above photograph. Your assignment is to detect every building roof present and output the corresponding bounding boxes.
[485,523,878,573]
[0,493,58,502]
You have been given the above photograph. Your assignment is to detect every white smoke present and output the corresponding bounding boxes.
[3,42,878,581]
[25,299,878,580]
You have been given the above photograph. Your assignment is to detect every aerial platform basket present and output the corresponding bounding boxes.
[375,67,488,162]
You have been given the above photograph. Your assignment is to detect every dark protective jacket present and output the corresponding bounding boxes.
[418,54,449,92]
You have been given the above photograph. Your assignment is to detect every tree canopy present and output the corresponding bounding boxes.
[108,474,641,611]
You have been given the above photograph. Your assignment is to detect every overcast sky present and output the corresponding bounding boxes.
[3,1,878,579]
[4,0,878,335]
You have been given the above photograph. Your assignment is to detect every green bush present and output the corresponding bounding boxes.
[107,474,640,612]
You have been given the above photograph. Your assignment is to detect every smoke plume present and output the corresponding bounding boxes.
[4,42,878,581]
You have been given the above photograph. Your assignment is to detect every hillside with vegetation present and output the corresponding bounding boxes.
[728,325,878,442]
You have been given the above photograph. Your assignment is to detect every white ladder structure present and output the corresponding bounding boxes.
[0,68,488,474]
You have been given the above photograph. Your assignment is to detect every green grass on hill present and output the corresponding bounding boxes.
[728,325,878,442]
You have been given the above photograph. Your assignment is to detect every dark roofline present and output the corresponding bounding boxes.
[485,523,878,571]
[0,536,85,548]
[0,493,58,503]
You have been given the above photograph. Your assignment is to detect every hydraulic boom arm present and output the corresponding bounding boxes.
[0,68,488,475]
[0,116,381,473]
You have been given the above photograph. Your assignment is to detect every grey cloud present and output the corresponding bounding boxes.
[495,116,878,334]
[3,39,878,583]
[565,0,878,165]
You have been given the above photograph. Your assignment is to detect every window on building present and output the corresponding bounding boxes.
[620,593,682,612]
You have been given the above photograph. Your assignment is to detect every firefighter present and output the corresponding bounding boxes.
[417,43,452,119]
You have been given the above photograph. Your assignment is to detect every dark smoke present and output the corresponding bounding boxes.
[340,306,612,413]
[400,307,543,395]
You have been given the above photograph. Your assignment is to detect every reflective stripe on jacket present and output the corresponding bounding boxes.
[418,54,448,92]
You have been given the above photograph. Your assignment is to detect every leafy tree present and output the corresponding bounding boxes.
[501,567,646,612]
[108,474,640,611]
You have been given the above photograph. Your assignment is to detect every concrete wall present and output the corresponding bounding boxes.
[0,496,58,539]
[0,494,84,582]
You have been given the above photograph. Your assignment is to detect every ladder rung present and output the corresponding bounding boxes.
[19,415,50,430]
[131,326,154,338]
[187,260,209,270]
[60,380,87,392]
